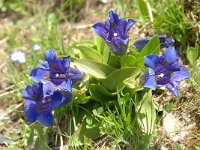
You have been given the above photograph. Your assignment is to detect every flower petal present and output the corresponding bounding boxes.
[30,67,49,83]
[22,84,42,101]
[24,100,38,123]
[37,111,54,127]
[51,91,65,109]
[93,23,109,39]
[58,79,72,92]
[42,81,56,97]
[134,38,150,51]
[163,47,178,64]
[166,84,179,96]
[126,19,136,32]
[108,10,119,24]
[144,54,161,68]
[70,67,83,84]
[45,49,57,65]
[143,74,157,90]
[62,56,70,76]
[170,69,190,84]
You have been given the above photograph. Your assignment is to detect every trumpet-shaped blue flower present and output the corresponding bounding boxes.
[141,47,190,96]
[30,50,82,86]
[134,35,174,51]
[22,81,72,127]
[93,11,136,56]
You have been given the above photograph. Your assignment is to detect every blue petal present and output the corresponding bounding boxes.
[108,11,119,24]
[57,80,72,106]
[107,40,128,56]
[143,74,157,90]
[93,23,109,39]
[134,38,150,51]
[40,61,50,69]
[70,67,83,84]
[58,79,72,92]
[51,91,65,109]
[170,69,190,84]
[30,67,49,83]
[166,84,179,96]
[125,19,136,32]
[42,81,56,97]
[37,111,54,127]
[144,54,161,68]
[62,56,70,76]
[163,47,178,64]
[24,100,38,123]
[22,84,42,101]
[168,60,182,71]
[45,49,57,65]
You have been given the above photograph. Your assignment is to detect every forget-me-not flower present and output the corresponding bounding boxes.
[93,11,136,56]
[10,51,26,64]
[134,35,174,51]
[141,47,190,96]
[22,81,72,127]
[32,44,41,51]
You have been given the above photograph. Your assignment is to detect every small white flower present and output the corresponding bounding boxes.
[11,51,26,64]
[32,44,41,51]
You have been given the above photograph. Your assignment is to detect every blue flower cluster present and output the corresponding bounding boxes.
[93,11,190,96]
[22,11,191,127]
[22,50,82,126]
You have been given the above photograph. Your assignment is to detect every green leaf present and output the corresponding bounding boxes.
[70,118,101,145]
[94,35,105,54]
[102,67,141,92]
[195,144,200,150]
[73,59,116,79]
[118,93,133,125]
[121,55,137,67]
[136,36,160,67]
[94,36,110,64]
[137,0,150,19]
[76,46,102,62]
[136,90,156,134]
[187,45,199,66]
[102,44,111,64]
[90,84,116,103]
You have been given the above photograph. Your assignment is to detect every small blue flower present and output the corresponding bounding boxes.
[22,81,72,127]
[32,44,41,51]
[141,47,190,96]
[30,50,82,86]
[10,51,26,64]
[93,10,136,56]
[134,35,174,51]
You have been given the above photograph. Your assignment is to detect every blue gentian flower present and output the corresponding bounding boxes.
[32,44,41,51]
[10,51,26,64]
[30,50,82,85]
[134,35,174,51]
[22,81,72,127]
[93,10,136,56]
[141,47,190,96]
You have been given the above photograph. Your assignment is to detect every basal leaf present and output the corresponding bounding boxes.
[76,46,102,62]
[90,84,116,103]
[73,59,116,79]
[136,36,160,67]
[102,67,141,92]
[136,90,156,134]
